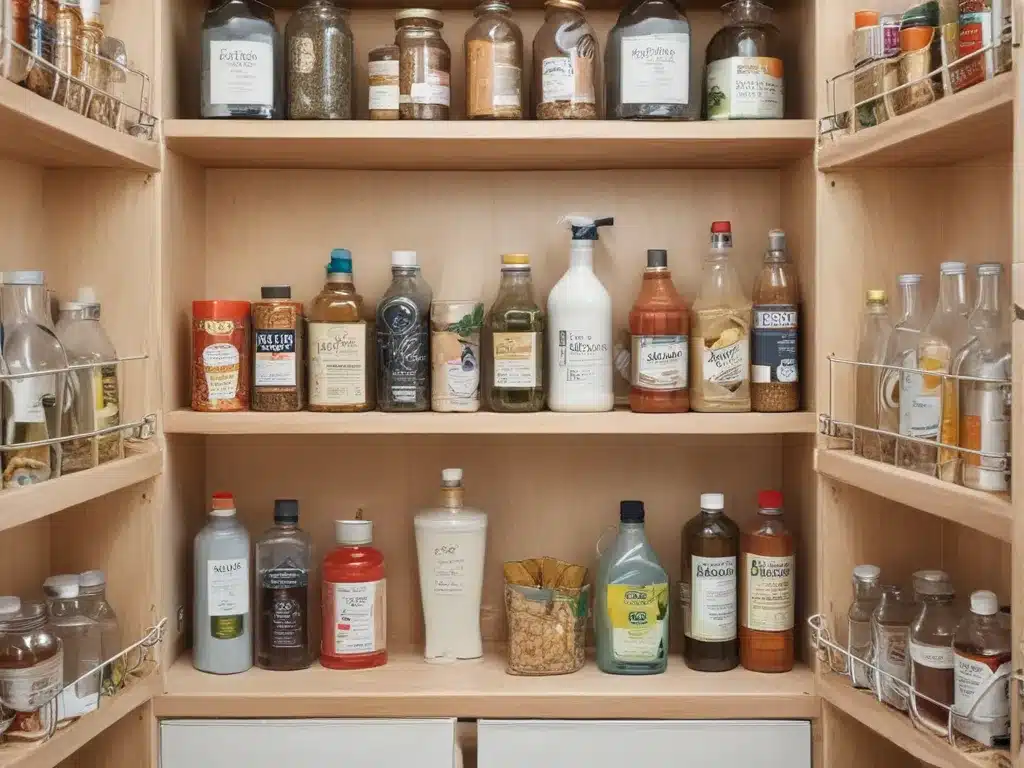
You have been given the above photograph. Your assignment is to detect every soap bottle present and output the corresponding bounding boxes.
[596,500,669,675]
[547,216,615,412]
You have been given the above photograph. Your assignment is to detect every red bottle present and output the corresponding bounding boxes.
[321,519,387,670]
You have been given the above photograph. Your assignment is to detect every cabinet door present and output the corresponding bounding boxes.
[477,719,811,768]
[160,718,456,768]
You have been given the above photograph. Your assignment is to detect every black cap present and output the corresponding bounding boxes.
[646,249,667,268]
[620,500,645,523]
[261,285,291,299]
[274,499,299,524]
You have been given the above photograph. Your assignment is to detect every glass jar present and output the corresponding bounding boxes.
[0,597,63,714]
[605,0,700,120]
[24,0,57,97]
[909,569,958,732]
[395,9,450,120]
[486,254,545,412]
[2,0,32,85]
[465,0,523,119]
[286,0,353,120]
[705,0,784,120]
[533,0,598,119]
[872,585,917,711]
[847,564,881,690]
[368,44,400,120]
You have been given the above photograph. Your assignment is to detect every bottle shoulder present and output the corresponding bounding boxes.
[548,268,612,307]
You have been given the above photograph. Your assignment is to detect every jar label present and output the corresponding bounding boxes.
[631,335,687,390]
[209,40,274,107]
[688,555,736,642]
[953,653,1010,745]
[876,624,910,710]
[702,335,749,387]
[309,322,367,407]
[369,60,400,111]
[208,557,249,617]
[410,70,451,106]
[541,55,596,105]
[706,57,784,120]
[0,650,63,711]
[290,36,315,76]
[961,383,1010,486]
[556,329,610,386]
[951,11,993,92]
[262,566,307,649]
[202,342,241,402]
[606,583,668,663]
[899,349,943,439]
[10,375,54,423]
[325,579,386,655]
[255,328,297,388]
[752,304,798,384]
[740,553,793,632]
[377,297,429,405]
[369,60,399,79]
[910,640,954,669]
[467,40,521,116]
[620,33,689,106]
[429,541,468,595]
[431,306,482,412]
[493,332,538,389]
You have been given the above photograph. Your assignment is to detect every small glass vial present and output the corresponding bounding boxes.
[465,0,523,119]
[909,569,957,731]
[953,590,1011,746]
[395,9,451,120]
[848,564,881,689]
[369,45,400,120]
[285,0,353,120]
[705,0,784,120]
[871,585,916,711]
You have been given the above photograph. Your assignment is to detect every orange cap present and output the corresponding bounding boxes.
[211,492,235,510]
[900,26,933,51]
[855,9,880,27]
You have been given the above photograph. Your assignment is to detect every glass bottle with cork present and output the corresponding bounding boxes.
[751,229,799,413]
[909,569,957,732]
[486,254,545,412]
[952,589,1011,746]
[848,564,881,689]
[252,286,304,412]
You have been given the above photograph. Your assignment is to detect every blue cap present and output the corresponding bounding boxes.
[327,249,352,275]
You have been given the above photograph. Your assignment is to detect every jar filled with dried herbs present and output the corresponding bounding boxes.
[369,44,400,120]
[252,286,305,412]
[285,0,354,120]
[533,0,598,119]
[396,9,451,120]
[465,0,523,120]
[751,229,799,413]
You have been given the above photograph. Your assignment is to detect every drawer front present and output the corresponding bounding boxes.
[478,719,811,768]
[161,718,456,768]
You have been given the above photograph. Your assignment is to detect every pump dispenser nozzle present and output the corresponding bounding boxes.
[564,215,614,240]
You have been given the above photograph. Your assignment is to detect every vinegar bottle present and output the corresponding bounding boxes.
[321,519,387,670]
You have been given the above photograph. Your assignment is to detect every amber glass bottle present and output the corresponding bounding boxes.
[740,489,794,672]
[629,249,689,413]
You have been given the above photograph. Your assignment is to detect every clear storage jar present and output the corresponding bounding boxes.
[705,0,784,120]
[465,0,523,119]
[286,0,354,120]
[0,597,63,714]
[368,44,400,119]
[395,9,450,120]
[532,0,598,119]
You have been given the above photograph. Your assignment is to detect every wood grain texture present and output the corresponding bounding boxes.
[821,700,926,768]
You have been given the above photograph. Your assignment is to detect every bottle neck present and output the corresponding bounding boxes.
[327,272,353,286]
[866,300,888,317]
[937,272,968,314]
[3,284,52,329]
[975,272,1001,313]
[440,486,464,509]
[853,579,879,600]
[898,282,920,321]
[570,240,594,269]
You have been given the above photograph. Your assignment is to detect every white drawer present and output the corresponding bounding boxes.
[477,719,811,768]
[161,718,456,768]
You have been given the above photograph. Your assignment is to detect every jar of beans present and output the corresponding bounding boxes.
[286,0,354,120]
[395,9,451,120]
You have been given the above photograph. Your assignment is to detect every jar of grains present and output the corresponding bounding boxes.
[465,0,523,119]
[532,0,599,119]
[285,0,354,119]
[369,44,400,119]
[192,300,251,412]
[395,9,451,120]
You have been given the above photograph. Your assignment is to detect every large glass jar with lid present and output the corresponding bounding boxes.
[465,0,523,119]
[395,9,451,120]
[533,0,598,119]
[705,0,784,120]
[486,254,545,412]
[605,0,700,120]
[285,0,354,120]
[0,597,63,717]
[909,569,958,733]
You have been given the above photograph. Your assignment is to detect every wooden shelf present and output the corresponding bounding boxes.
[818,675,1007,768]
[155,650,817,720]
[817,74,1013,170]
[163,119,817,171]
[0,673,160,768]
[814,449,1011,542]
[0,79,161,171]
[0,443,162,533]
[163,408,818,436]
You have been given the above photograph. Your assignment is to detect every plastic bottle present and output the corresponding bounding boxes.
[953,590,1011,746]
[547,216,615,412]
[321,519,387,670]
[77,570,123,692]
[42,574,100,721]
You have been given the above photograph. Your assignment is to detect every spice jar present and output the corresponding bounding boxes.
[3,0,32,85]
[252,286,304,412]
[368,45,400,120]
[396,9,451,121]
[0,597,63,719]
[286,0,354,120]
[751,229,799,413]
[25,0,58,98]
[465,0,523,120]
[191,300,251,412]
[533,0,598,119]
[705,0,784,120]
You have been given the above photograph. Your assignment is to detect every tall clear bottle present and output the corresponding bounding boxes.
[909,569,957,732]
[77,570,123,693]
[952,589,1011,746]
[376,251,432,412]
[854,290,892,460]
[42,574,100,722]
[1,271,70,489]
[848,564,881,689]
[872,585,916,711]
[486,254,545,411]
[880,274,924,463]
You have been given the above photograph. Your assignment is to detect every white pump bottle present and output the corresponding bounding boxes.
[547,215,615,412]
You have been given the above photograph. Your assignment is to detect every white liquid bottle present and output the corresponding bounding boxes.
[547,216,615,412]
[414,468,487,663]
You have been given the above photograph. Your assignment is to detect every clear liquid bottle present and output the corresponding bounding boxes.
[854,290,892,460]
[376,251,432,412]
[953,589,1011,746]
[909,569,957,732]
[77,570,123,693]
[878,275,924,462]
[596,501,669,675]
[848,564,882,689]
[872,585,916,711]
[42,574,100,722]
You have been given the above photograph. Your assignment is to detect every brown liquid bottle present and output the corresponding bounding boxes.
[739,489,794,672]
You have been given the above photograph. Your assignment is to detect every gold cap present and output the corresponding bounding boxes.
[866,289,886,302]
[502,253,530,265]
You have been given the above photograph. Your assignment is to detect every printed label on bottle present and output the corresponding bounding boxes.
[430,541,467,595]
[0,650,62,711]
[262,566,308,649]
[910,640,954,669]
[467,40,521,114]
[953,652,1010,745]
[290,36,315,75]
[377,297,429,404]
[10,375,54,423]
[202,342,241,402]
[752,304,798,384]
[369,60,400,110]
[620,33,689,106]
[631,335,687,390]
[875,624,911,709]
[208,557,249,640]
[209,40,274,107]
[606,583,668,663]
[961,384,1010,482]
[740,553,793,632]
[557,329,610,385]
[951,10,992,91]
[57,670,99,721]
[688,555,736,642]
[432,330,480,410]
[541,54,596,105]
[326,579,386,654]
[410,69,450,106]
[899,350,943,439]
[702,337,749,387]
[309,322,366,407]
[706,56,784,120]
[254,328,296,388]
[493,332,538,389]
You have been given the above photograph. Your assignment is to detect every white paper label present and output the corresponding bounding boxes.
[207,558,249,617]
[0,650,62,711]
[620,33,689,105]
[632,335,687,390]
[430,541,467,595]
[330,579,385,653]
[57,672,99,721]
[954,653,1011,745]
[741,553,794,632]
[557,329,610,384]
[493,332,538,389]
[309,322,367,407]
[409,71,450,106]
[688,555,736,642]
[10,375,53,423]
[899,349,943,439]
[702,339,749,387]
[369,85,399,110]
[369,60,399,78]
[209,40,274,107]
[910,640,954,669]
[706,57,784,120]
[542,57,573,102]
[254,329,296,388]
[202,342,240,401]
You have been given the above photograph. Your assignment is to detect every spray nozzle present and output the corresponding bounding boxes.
[564,215,614,241]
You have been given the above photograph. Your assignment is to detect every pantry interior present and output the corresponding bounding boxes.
[0,0,1018,765]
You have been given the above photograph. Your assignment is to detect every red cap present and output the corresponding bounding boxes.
[711,221,731,233]
[758,490,783,510]
[211,492,235,510]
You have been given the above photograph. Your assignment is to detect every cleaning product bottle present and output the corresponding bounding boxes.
[547,215,615,412]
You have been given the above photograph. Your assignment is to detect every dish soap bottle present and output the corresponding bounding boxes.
[596,500,669,675]
[548,216,615,412]
[414,469,488,663]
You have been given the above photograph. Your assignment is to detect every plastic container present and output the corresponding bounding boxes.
[43,574,100,722]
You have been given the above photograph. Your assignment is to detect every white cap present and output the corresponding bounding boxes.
[940,261,967,274]
[44,574,80,598]
[970,590,998,616]
[853,564,881,581]
[700,493,724,510]
[336,519,373,545]
[898,273,922,284]
[391,250,418,268]
[2,270,44,285]
[79,569,106,588]
[80,0,101,22]
[441,468,463,487]
[0,596,21,615]
[977,262,1002,276]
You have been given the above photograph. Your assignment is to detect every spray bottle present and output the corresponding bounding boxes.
[547,216,615,412]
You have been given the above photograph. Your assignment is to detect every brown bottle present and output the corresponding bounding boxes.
[739,490,794,672]
[682,492,739,671]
